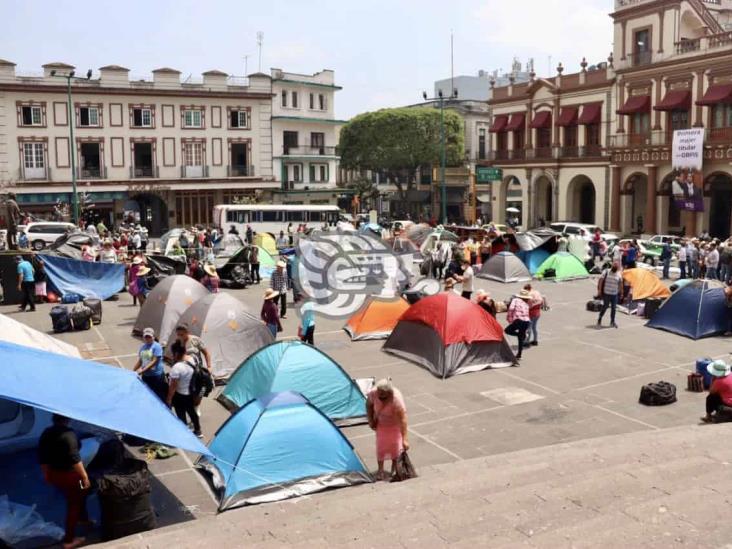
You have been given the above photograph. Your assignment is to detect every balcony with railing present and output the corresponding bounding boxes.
[77,166,106,180]
[181,165,210,178]
[282,146,338,156]
[130,166,159,178]
[707,126,732,144]
[19,167,51,181]
[226,165,255,177]
[610,131,671,148]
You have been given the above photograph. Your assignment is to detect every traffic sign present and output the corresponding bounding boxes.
[476,167,502,183]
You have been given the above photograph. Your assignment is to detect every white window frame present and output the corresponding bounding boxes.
[22,105,43,126]
[184,109,203,128]
[133,108,153,128]
[184,142,203,166]
[79,106,100,127]
[23,142,45,169]
[232,110,248,129]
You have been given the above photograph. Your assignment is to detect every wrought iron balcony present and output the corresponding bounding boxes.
[227,165,255,177]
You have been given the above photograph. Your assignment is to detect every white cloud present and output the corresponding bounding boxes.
[474,0,613,74]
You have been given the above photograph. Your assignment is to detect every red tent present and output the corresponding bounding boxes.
[382,292,515,378]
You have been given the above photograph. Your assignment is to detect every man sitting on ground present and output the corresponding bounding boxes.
[702,360,732,423]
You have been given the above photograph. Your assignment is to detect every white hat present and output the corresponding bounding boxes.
[142,327,155,338]
[132,257,143,265]
[708,360,731,378]
[276,260,286,268]
[375,378,393,393]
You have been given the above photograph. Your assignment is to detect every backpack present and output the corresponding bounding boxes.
[639,381,677,406]
[188,359,214,397]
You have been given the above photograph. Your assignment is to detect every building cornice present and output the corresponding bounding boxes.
[273,78,342,90]
[610,0,681,22]
[0,82,274,100]
[272,115,347,124]
[488,79,614,106]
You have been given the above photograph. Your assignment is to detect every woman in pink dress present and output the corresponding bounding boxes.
[367,378,409,480]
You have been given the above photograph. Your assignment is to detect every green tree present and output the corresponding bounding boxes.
[347,177,379,209]
[339,107,464,199]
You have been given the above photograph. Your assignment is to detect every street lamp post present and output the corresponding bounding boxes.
[422,88,458,225]
[49,69,92,225]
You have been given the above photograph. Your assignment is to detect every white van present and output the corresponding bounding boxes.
[24,222,77,250]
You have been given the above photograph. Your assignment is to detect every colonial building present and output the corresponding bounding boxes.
[270,68,346,205]
[485,0,732,238]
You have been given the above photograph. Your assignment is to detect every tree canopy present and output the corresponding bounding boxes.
[339,107,464,176]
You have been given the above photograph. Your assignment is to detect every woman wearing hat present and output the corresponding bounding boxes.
[702,360,732,423]
[128,256,144,305]
[202,263,220,293]
[135,265,152,306]
[100,240,117,264]
[366,378,408,480]
[261,288,282,338]
[504,289,532,361]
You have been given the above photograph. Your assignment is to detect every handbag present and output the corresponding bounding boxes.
[390,451,417,482]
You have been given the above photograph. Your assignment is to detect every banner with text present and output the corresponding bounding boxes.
[671,128,705,212]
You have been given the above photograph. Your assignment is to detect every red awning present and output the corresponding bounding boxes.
[556,106,579,127]
[530,110,552,129]
[653,90,691,111]
[489,114,508,133]
[696,84,732,106]
[505,112,526,131]
[578,103,602,125]
[616,95,650,115]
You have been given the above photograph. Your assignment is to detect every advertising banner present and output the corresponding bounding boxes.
[671,129,705,212]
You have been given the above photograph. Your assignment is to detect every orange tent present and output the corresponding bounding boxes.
[344,298,410,341]
[622,268,671,301]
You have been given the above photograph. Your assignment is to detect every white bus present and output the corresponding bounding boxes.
[213,204,341,236]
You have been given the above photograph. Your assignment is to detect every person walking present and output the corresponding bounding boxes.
[597,264,623,328]
[366,378,408,481]
[678,240,687,280]
[687,240,699,279]
[16,255,35,312]
[505,289,532,360]
[250,245,261,284]
[706,243,720,280]
[456,259,474,300]
[261,288,282,338]
[524,284,547,346]
[720,243,732,284]
[39,414,92,548]
[133,328,168,402]
[245,224,252,243]
[166,342,202,438]
[270,260,289,318]
[299,298,315,345]
[660,239,672,280]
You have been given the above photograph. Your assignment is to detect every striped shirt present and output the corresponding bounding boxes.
[601,270,622,296]
[270,269,289,293]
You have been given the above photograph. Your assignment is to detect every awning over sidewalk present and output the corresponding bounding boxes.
[696,84,732,106]
[556,106,578,127]
[654,90,691,111]
[616,95,650,115]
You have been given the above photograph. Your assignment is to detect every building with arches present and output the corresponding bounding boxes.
[484,0,732,238]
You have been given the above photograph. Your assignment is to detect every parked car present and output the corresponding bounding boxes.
[644,234,683,251]
[609,238,659,263]
[550,222,618,242]
[24,222,77,250]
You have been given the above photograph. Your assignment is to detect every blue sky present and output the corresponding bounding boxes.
[0,0,614,119]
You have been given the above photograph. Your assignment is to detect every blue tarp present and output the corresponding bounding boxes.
[646,280,728,339]
[198,391,371,510]
[41,255,125,299]
[218,341,366,424]
[358,223,382,235]
[516,248,551,275]
[0,340,210,455]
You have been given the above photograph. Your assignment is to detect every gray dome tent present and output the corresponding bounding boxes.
[132,275,210,344]
[169,293,274,380]
[477,251,531,283]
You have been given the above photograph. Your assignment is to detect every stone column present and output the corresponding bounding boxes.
[645,165,658,234]
[610,165,622,232]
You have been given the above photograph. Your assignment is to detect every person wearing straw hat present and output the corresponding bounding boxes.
[261,288,282,338]
[135,265,152,306]
[702,360,732,423]
[270,260,290,319]
[202,263,220,293]
[504,289,532,361]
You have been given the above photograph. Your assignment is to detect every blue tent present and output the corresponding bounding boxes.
[40,254,125,299]
[0,340,210,455]
[217,341,366,425]
[198,391,372,510]
[516,248,551,275]
[358,223,382,235]
[646,279,728,339]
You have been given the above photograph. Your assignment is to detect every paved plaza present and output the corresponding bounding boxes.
[5,272,732,546]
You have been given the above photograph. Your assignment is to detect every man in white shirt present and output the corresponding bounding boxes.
[456,259,474,300]
[678,240,687,279]
[706,243,720,280]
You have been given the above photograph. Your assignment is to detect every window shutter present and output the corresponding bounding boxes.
[309,164,315,182]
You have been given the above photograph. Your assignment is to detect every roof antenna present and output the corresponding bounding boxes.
[450,30,454,96]
[257,32,264,73]
[243,54,250,76]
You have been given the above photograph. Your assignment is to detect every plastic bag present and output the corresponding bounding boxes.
[0,495,64,545]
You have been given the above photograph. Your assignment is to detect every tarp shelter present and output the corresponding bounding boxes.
[567,236,590,263]
[358,223,382,236]
[197,391,371,510]
[477,251,531,283]
[133,275,210,344]
[516,248,551,275]
[40,254,125,299]
[218,341,367,424]
[405,223,432,246]
[44,232,94,260]
[0,313,80,358]
[214,233,246,257]
[254,233,278,255]
[344,298,410,340]
[0,340,210,455]
[383,292,515,378]
[622,269,671,301]
[514,228,559,252]
[145,254,186,287]
[646,279,728,339]
[160,228,193,257]
[172,293,274,379]
[534,252,589,281]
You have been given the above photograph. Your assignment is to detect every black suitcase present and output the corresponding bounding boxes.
[83,297,103,325]
[644,297,663,319]
[50,305,71,333]
[69,304,93,331]
[586,299,603,312]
